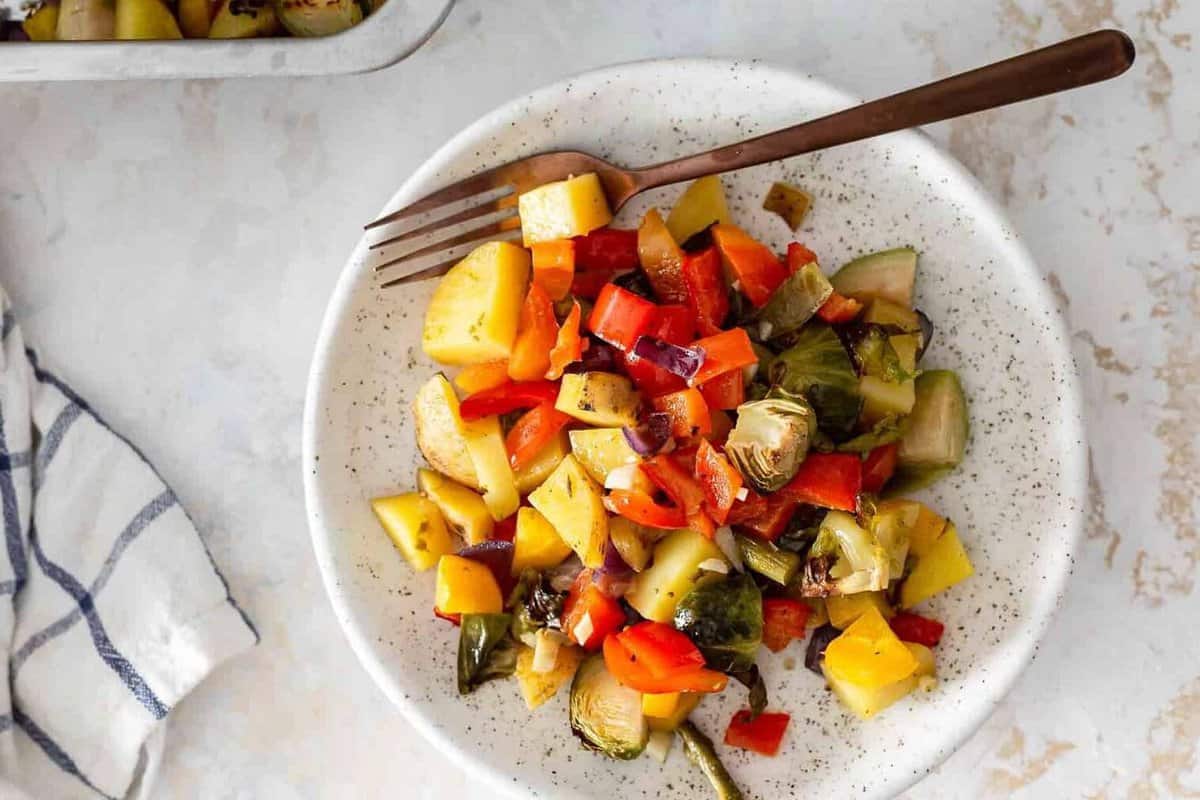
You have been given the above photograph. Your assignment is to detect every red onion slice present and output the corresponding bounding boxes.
[631,336,704,381]
[622,412,672,456]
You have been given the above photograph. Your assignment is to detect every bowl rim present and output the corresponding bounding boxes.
[302,55,1087,799]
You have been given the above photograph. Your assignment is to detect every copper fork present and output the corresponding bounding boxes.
[367,29,1134,289]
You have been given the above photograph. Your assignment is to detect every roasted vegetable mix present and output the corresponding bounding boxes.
[371,173,976,797]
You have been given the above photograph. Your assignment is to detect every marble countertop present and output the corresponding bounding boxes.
[1,0,1195,797]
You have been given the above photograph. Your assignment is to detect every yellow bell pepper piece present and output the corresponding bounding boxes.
[823,606,918,689]
[370,493,454,572]
[900,522,974,608]
[512,507,573,574]
[435,554,503,615]
[646,692,701,733]
[826,591,894,630]
[907,503,948,557]
[642,692,681,720]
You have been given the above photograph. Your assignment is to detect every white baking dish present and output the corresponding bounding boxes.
[0,0,452,81]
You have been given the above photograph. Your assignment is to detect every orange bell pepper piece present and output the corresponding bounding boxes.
[546,301,583,380]
[651,387,713,439]
[508,283,559,381]
[531,239,576,301]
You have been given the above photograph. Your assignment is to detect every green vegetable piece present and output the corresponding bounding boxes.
[673,573,762,673]
[457,613,517,695]
[845,324,909,381]
[837,415,908,454]
[730,664,768,720]
[897,370,968,470]
[569,655,649,760]
[678,721,746,800]
[769,321,862,440]
[829,247,918,307]
[762,181,813,231]
[724,392,815,492]
[755,261,833,339]
[735,533,802,585]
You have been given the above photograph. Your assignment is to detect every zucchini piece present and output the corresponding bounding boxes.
[625,529,726,623]
[762,181,813,231]
[735,533,802,585]
[861,297,921,331]
[569,655,649,760]
[667,175,731,245]
[893,370,968,491]
[859,333,921,424]
[830,247,918,307]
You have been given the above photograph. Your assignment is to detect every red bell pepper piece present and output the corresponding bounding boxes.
[712,224,788,307]
[777,453,862,511]
[508,283,559,381]
[570,269,614,300]
[458,380,558,421]
[698,369,745,411]
[546,301,584,380]
[588,283,658,351]
[619,304,696,397]
[861,443,899,494]
[491,512,517,543]
[726,487,767,525]
[574,227,640,273]
[651,388,713,440]
[604,489,687,529]
[690,328,758,386]
[695,439,743,525]
[889,612,945,647]
[617,622,706,678]
[505,402,571,471]
[531,239,576,301]
[433,608,462,626]
[710,409,734,446]
[816,291,863,324]
[785,241,819,273]
[737,493,798,542]
[724,710,790,756]
[641,455,706,515]
[682,247,729,336]
[603,634,728,694]
[562,570,626,651]
[761,598,810,652]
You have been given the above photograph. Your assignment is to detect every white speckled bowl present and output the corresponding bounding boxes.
[303,60,1086,800]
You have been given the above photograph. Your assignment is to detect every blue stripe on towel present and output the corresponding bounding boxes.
[29,523,169,720]
[0,404,26,594]
[13,706,117,800]
[0,450,31,471]
[11,489,178,675]
[25,349,258,641]
[31,402,82,493]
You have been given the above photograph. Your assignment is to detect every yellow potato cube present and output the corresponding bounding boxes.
[434,554,503,615]
[370,493,454,572]
[555,373,641,428]
[908,503,948,557]
[519,173,613,246]
[527,455,608,568]
[422,241,530,365]
[900,522,974,608]
[514,430,569,495]
[512,507,574,574]
[460,414,520,522]
[568,428,646,486]
[417,468,493,545]
[515,643,585,710]
[827,591,894,630]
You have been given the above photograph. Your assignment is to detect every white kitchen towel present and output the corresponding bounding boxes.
[0,292,258,800]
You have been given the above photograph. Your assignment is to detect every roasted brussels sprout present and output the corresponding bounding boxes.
[569,655,649,760]
[724,392,816,492]
[769,321,862,440]
[673,573,762,673]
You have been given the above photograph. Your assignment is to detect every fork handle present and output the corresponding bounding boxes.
[629,30,1135,191]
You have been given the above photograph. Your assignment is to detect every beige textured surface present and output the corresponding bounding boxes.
[0,0,1194,797]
